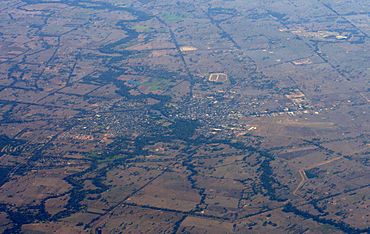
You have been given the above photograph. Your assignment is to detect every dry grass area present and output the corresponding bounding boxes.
[45,194,70,216]
[0,170,71,206]
[22,222,87,234]
[235,208,343,233]
[179,216,233,233]
[128,172,200,212]
[93,205,182,233]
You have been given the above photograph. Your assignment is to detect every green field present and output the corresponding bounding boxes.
[161,13,184,23]
[141,78,170,92]
[87,152,127,163]
[132,25,150,32]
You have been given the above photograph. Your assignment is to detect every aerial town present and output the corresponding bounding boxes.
[0,0,369,233]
